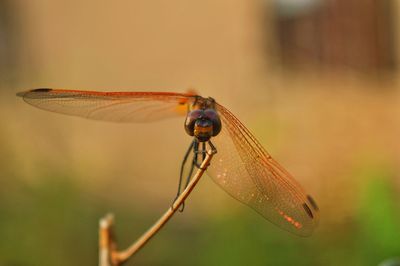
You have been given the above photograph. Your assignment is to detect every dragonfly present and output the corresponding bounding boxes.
[17,88,319,236]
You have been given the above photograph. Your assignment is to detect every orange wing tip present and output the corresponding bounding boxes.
[16,88,53,97]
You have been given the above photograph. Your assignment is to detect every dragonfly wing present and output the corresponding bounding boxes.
[207,103,319,236]
[17,89,196,122]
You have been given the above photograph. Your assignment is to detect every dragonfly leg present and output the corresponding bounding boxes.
[171,140,195,210]
[208,140,217,153]
[171,139,214,212]
[177,139,205,212]
[192,143,204,167]
[201,142,206,161]
[193,140,217,170]
[182,140,199,189]
[176,140,201,212]
[193,141,210,169]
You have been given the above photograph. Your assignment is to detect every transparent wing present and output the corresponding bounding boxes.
[17,88,196,122]
[207,103,319,236]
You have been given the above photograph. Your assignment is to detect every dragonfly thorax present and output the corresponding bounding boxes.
[184,109,222,142]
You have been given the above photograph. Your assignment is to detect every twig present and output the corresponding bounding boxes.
[99,214,117,266]
[99,149,216,266]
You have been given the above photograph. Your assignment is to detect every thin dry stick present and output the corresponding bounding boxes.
[99,214,116,266]
[99,149,216,266]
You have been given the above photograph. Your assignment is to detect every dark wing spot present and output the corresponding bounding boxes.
[303,203,314,219]
[307,195,319,211]
[16,88,53,97]
[32,88,52,92]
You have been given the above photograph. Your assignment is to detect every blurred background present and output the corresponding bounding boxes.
[1,0,400,265]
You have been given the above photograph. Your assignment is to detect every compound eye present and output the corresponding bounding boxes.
[204,109,222,136]
[184,109,203,136]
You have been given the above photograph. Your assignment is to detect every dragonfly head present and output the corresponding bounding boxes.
[185,109,222,142]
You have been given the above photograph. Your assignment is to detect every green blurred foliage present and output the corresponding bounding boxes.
[0,161,398,265]
[0,173,99,266]
[355,166,400,266]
